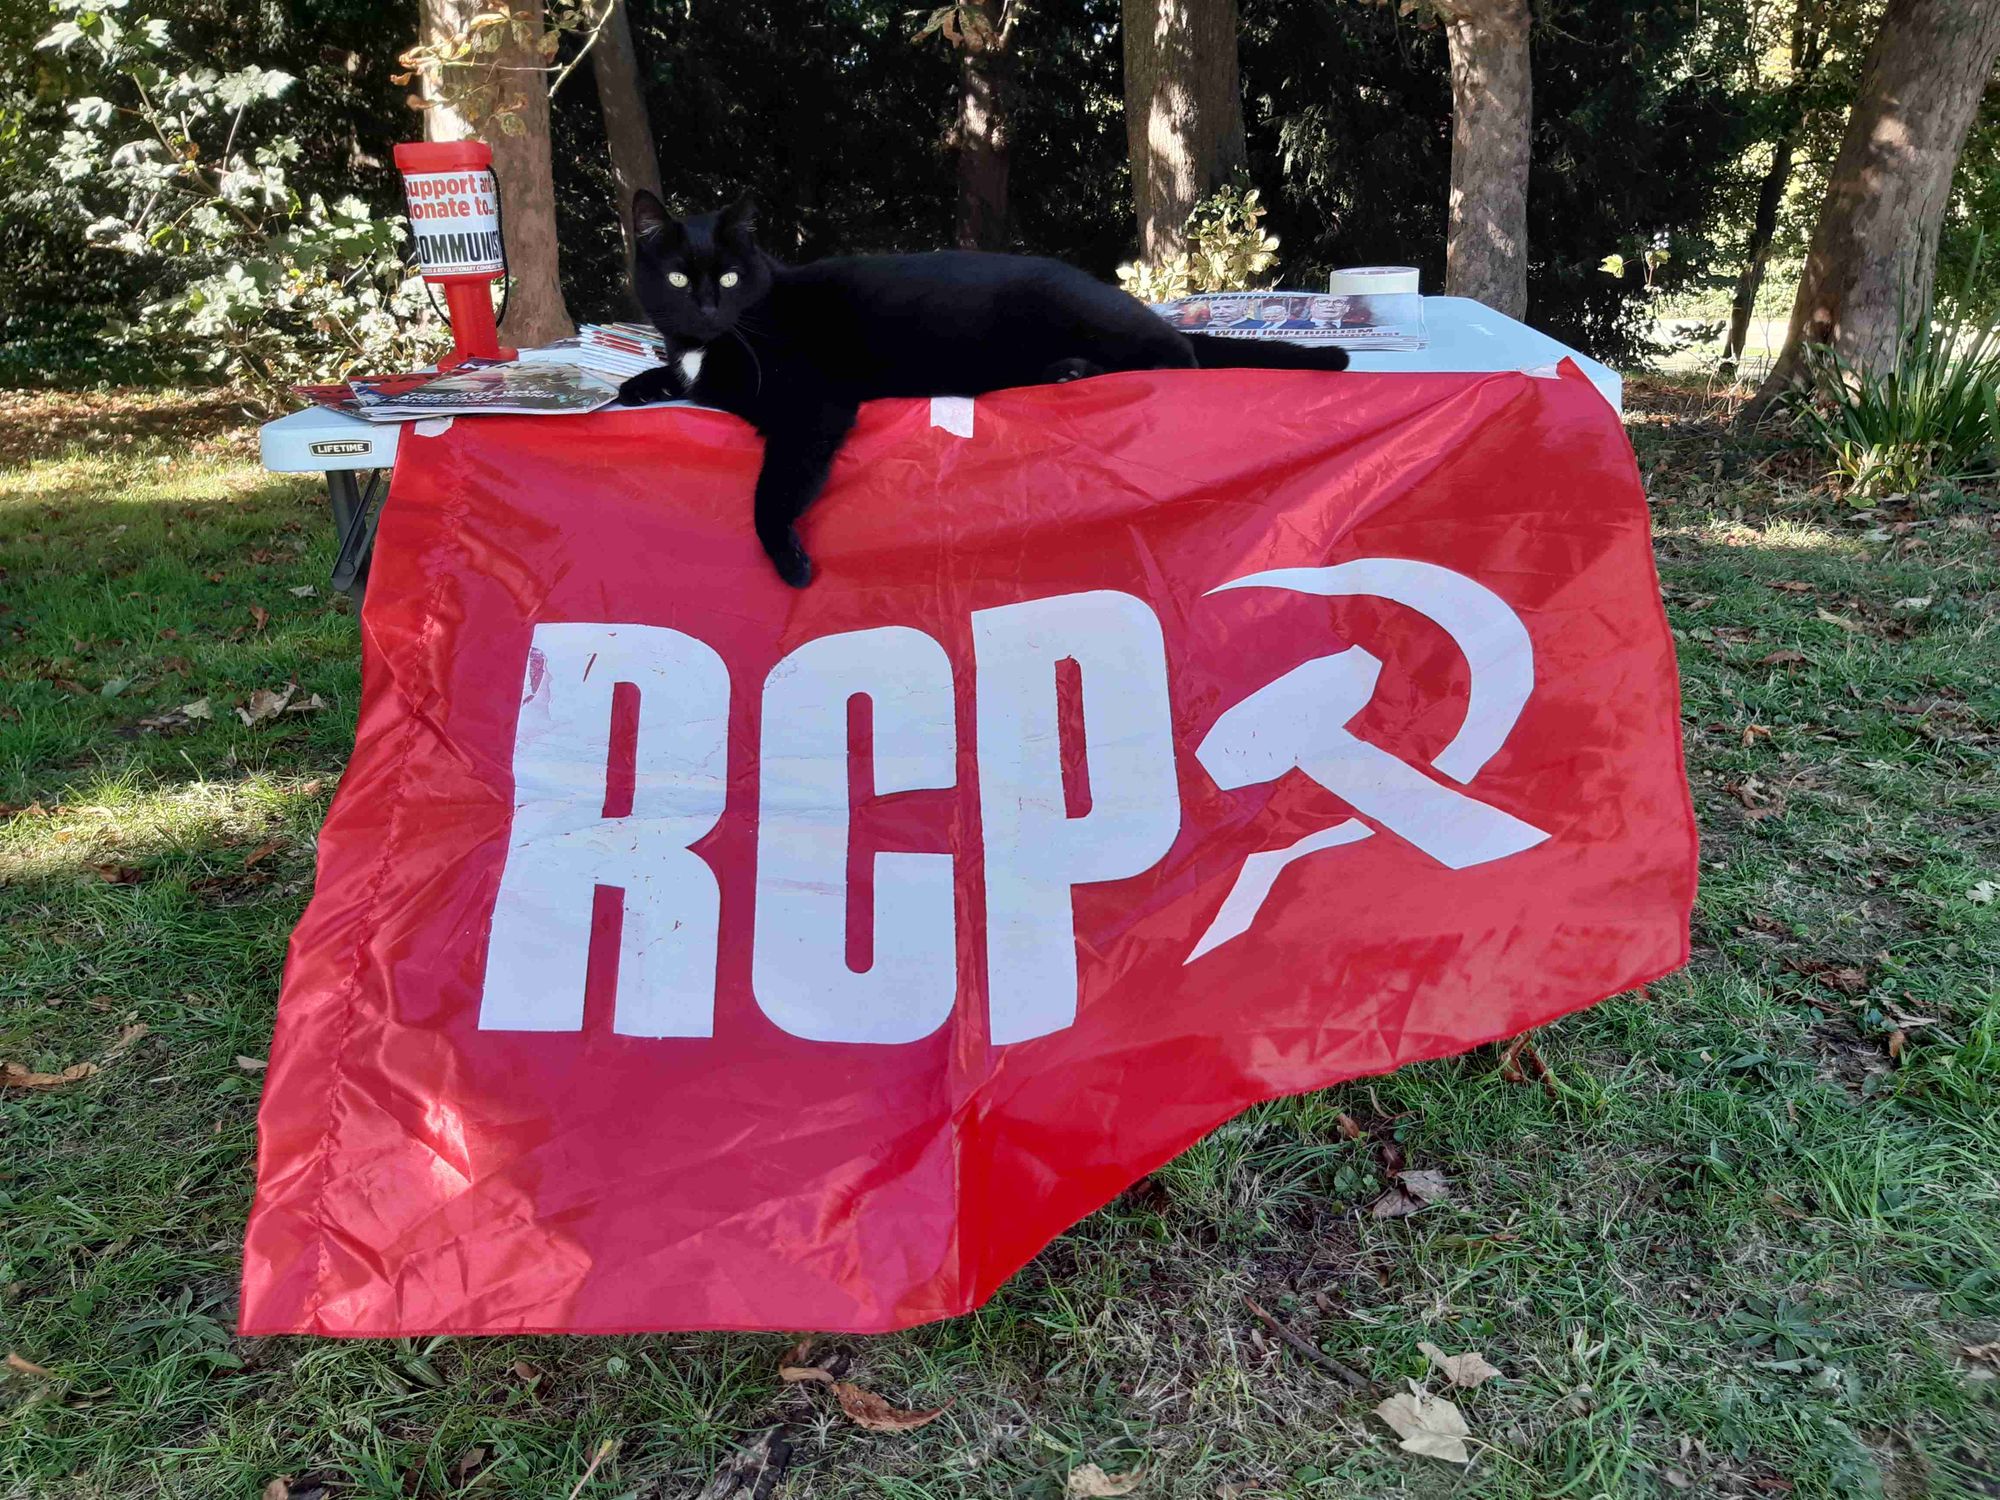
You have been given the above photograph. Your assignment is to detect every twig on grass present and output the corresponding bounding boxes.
[564,1438,617,1500]
[1498,1032,1560,1098]
[1242,1295,1365,1388]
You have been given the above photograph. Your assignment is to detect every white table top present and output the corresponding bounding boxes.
[259,296,1620,474]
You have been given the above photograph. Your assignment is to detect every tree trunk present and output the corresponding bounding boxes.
[1121,0,1248,263]
[591,0,664,264]
[1723,3,1826,380]
[954,0,1014,250]
[1721,134,1795,379]
[418,0,574,346]
[1751,0,2000,410]
[1437,0,1531,320]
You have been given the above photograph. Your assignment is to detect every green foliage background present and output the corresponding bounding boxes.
[3,0,1998,379]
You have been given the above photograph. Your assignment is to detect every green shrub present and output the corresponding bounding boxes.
[34,1,445,406]
[1786,274,2000,502]
[1117,186,1281,303]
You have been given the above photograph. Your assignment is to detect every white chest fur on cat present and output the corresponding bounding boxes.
[677,348,704,389]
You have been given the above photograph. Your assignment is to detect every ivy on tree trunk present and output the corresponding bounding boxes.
[418,0,574,348]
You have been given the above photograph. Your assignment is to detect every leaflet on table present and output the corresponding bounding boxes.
[515,322,667,382]
[1151,290,1428,350]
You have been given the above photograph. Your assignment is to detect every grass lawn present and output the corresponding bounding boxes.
[2,381,1997,1499]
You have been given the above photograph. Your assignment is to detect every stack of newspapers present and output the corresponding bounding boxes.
[515,322,668,382]
[292,323,669,422]
[1150,288,1428,351]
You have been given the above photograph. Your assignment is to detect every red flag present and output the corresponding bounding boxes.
[240,364,1694,1335]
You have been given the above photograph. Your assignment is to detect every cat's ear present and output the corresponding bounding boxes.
[719,193,757,242]
[631,190,672,248]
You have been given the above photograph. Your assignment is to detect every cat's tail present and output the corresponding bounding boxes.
[1183,332,1350,372]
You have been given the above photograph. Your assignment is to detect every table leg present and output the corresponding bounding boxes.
[327,469,385,606]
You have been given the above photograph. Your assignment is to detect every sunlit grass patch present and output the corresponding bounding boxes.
[0,771,326,885]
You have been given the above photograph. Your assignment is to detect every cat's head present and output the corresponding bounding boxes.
[629,191,769,346]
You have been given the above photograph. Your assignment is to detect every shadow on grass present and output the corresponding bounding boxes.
[0,388,264,469]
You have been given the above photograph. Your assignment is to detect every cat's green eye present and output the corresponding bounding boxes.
[667,271,689,288]
[719,271,740,289]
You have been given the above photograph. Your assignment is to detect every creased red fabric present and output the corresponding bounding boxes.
[240,364,1695,1336]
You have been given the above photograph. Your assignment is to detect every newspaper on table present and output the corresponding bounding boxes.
[1152,289,1428,351]
[291,325,665,422]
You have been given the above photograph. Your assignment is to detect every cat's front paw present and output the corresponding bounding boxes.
[763,530,814,589]
[616,368,676,407]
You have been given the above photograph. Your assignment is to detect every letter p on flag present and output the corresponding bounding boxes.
[973,591,1181,1045]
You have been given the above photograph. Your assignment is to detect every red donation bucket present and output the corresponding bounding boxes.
[394,140,514,369]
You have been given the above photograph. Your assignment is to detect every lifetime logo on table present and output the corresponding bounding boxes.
[478,557,1551,1049]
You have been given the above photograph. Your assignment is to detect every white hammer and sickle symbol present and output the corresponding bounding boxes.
[1188,559,1551,962]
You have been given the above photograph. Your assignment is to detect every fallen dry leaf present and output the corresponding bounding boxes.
[128,705,204,737]
[1963,1343,2000,1366]
[1741,724,1771,748]
[1067,1462,1145,1497]
[3,1059,99,1090]
[1336,1112,1364,1141]
[104,1022,148,1060]
[261,1480,288,1500]
[181,697,213,720]
[1756,650,1806,667]
[1767,580,1814,594]
[452,1447,488,1482]
[250,605,270,632]
[779,1364,833,1384]
[1375,1384,1471,1464]
[1787,958,1867,995]
[1887,1028,1906,1061]
[831,1380,947,1432]
[1726,778,1786,821]
[235,1055,269,1072]
[289,585,318,598]
[242,839,284,870]
[93,863,144,884]
[1368,1167,1450,1221]
[1814,608,1863,633]
[1418,1341,1501,1389]
[511,1358,541,1384]
[1401,1169,1448,1199]
[5,1352,53,1377]
[695,1428,790,1500]
[237,684,296,726]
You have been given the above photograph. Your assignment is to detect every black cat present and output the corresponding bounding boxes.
[615,191,1349,587]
